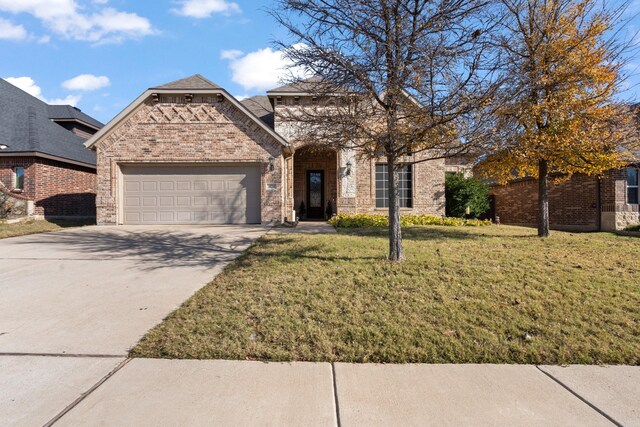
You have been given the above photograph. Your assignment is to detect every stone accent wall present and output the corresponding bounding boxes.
[600,168,640,230]
[94,98,285,225]
[0,186,32,219]
[1,157,95,218]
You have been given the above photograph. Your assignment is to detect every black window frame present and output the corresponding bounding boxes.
[375,163,413,208]
[627,167,639,205]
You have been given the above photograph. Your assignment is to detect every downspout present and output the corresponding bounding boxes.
[596,175,602,232]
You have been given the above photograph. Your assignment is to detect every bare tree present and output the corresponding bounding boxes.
[273,0,502,261]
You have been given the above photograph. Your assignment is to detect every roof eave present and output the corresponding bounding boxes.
[0,151,96,169]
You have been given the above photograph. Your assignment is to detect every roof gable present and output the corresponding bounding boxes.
[85,75,290,152]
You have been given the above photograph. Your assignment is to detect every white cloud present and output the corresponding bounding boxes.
[173,0,241,18]
[47,94,82,106]
[0,0,155,44]
[5,76,42,98]
[4,76,82,106]
[62,74,110,91]
[0,17,27,40]
[221,45,310,92]
[220,49,243,60]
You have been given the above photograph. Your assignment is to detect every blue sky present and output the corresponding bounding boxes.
[0,0,294,123]
[1,0,639,125]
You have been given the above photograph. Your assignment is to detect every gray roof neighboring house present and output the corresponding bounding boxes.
[266,76,326,95]
[0,78,99,168]
[47,105,104,130]
[241,95,274,129]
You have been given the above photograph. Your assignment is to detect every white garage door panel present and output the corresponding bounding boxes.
[122,165,261,225]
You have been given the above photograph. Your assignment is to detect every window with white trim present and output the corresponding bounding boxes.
[375,164,413,208]
[13,166,24,191]
[627,167,639,204]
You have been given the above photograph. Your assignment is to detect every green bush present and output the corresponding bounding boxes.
[445,173,489,218]
[624,223,640,232]
[329,213,491,228]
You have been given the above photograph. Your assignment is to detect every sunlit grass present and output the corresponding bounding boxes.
[132,225,640,365]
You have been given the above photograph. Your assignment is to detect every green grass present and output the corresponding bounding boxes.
[131,226,640,365]
[625,223,640,232]
[0,219,91,239]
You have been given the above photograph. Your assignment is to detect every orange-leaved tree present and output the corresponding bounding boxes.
[479,0,639,237]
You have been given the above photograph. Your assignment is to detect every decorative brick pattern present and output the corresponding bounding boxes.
[94,99,285,225]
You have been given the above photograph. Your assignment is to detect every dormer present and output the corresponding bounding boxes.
[47,105,104,139]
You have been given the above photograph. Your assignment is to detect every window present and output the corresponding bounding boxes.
[13,166,24,191]
[627,167,639,204]
[375,164,413,208]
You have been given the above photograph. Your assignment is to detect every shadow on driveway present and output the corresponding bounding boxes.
[5,225,268,272]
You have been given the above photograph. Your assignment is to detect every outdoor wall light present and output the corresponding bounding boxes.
[345,160,353,176]
[268,156,276,172]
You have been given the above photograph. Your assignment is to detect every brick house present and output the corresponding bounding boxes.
[0,78,102,219]
[489,166,640,231]
[85,75,446,225]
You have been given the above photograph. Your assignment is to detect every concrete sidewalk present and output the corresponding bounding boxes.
[5,359,635,427]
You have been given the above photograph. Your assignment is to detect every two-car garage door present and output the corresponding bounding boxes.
[122,165,261,225]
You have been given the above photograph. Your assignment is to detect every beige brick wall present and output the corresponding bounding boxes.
[94,97,285,225]
[353,154,445,215]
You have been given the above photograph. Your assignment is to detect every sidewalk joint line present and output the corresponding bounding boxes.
[0,352,126,358]
[43,357,131,427]
[535,366,622,427]
[331,363,342,427]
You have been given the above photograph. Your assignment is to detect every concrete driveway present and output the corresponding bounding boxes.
[0,225,266,426]
[0,225,266,355]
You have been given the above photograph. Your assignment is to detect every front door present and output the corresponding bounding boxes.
[306,170,324,219]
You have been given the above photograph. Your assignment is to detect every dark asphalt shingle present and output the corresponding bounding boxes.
[241,95,274,129]
[0,78,99,166]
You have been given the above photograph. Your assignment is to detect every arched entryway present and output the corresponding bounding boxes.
[293,145,338,220]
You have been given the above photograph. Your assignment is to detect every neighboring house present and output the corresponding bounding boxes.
[0,78,102,219]
[489,166,640,231]
[84,74,446,225]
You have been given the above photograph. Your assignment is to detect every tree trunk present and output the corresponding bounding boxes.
[387,156,404,261]
[538,159,550,237]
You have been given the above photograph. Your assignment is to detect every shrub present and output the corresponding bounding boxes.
[329,213,491,228]
[624,223,640,232]
[445,173,490,218]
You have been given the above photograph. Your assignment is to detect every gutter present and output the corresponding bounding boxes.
[596,176,602,231]
[0,151,96,170]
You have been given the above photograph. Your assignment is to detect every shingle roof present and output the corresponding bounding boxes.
[241,95,274,129]
[152,74,222,90]
[47,105,104,129]
[266,76,326,94]
[0,78,98,166]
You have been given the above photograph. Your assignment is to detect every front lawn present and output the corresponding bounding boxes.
[0,219,91,239]
[132,226,640,365]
